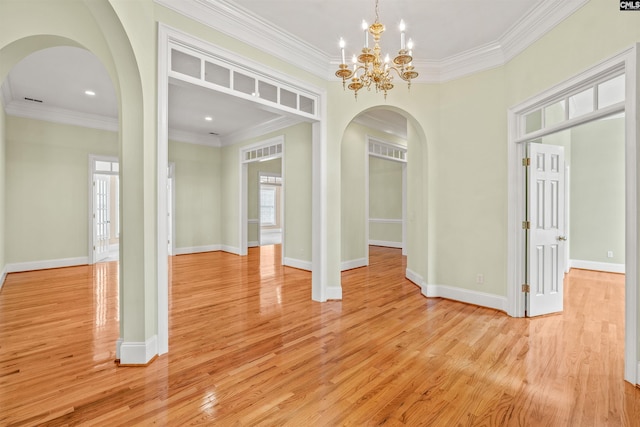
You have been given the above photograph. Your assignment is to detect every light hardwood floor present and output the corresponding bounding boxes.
[0,246,638,426]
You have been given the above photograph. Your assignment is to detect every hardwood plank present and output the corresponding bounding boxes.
[0,247,638,426]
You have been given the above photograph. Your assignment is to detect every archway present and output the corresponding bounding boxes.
[339,106,430,294]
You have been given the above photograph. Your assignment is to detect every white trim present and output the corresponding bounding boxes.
[115,337,124,360]
[0,265,7,290]
[6,257,88,273]
[423,284,508,313]
[569,260,625,274]
[369,240,403,249]
[637,362,640,386]
[507,45,638,385]
[369,218,403,224]
[4,100,119,132]
[284,257,312,271]
[222,116,300,146]
[341,258,367,271]
[248,241,259,248]
[221,245,241,255]
[119,335,158,365]
[325,285,342,300]
[173,245,221,255]
[405,268,426,293]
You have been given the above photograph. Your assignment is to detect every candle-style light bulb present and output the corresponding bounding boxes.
[407,38,414,55]
[339,37,346,64]
[362,20,369,48]
[399,20,406,50]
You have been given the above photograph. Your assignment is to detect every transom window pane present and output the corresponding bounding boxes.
[171,49,201,79]
[568,87,594,119]
[598,74,625,109]
[205,61,230,88]
[234,72,255,95]
[544,100,566,127]
[524,110,542,134]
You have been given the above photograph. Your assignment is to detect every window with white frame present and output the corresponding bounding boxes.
[260,186,277,226]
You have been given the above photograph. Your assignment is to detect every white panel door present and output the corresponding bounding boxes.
[94,174,111,262]
[527,143,566,317]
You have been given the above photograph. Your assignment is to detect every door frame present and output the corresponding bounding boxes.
[258,171,283,247]
[239,136,285,258]
[88,155,119,265]
[507,46,638,385]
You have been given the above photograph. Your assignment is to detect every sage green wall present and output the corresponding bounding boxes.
[168,140,221,250]
[5,116,118,263]
[247,158,281,243]
[570,117,625,264]
[222,123,312,262]
[369,156,403,244]
[341,120,407,262]
[437,67,508,295]
[0,105,6,279]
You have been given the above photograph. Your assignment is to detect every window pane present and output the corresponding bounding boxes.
[233,72,255,95]
[568,87,594,119]
[258,81,278,102]
[524,110,542,134]
[171,49,201,79]
[260,187,276,225]
[299,95,315,114]
[280,88,297,109]
[544,100,565,127]
[205,61,230,88]
[96,161,111,172]
[598,74,625,109]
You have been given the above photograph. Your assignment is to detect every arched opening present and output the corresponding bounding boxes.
[340,106,430,294]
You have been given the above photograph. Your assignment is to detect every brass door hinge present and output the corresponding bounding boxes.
[522,284,530,293]
[522,221,531,229]
[522,157,531,166]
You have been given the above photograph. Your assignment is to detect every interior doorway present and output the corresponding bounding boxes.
[90,156,119,264]
[259,173,283,246]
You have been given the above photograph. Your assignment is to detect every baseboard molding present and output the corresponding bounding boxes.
[637,362,640,386]
[570,259,625,274]
[423,284,508,313]
[283,257,312,271]
[0,265,7,290]
[405,268,426,292]
[6,256,88,274]
[369,240,403,249]
[341,257,367,271]
[119,335,158,365]
[325,285,342,300]
[174,244,221,255]
[221,245,241,255]
[248,241,259,248]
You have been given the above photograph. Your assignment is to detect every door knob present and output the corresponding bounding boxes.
[557,235,567,241]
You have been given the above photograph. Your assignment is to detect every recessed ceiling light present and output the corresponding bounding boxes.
[205,116,213,121]
[85,90,96,96]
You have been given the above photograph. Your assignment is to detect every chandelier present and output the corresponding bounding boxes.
[335,0,418,100]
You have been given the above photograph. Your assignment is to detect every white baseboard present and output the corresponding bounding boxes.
[248,241,259,248]
[115,337,124,359]
[325,285,342,300]
[570,259,625,274]
[423,284,508,313]
[0,265,7,290]
[283,257,312,271]
[6,256,88,274]
[369,240,403,249]
[221,245,241,255]
[341,257,367,271]
[405,268,426,292]
[119,335,158,365]
[637,362,640,386]
[174,244,221,255]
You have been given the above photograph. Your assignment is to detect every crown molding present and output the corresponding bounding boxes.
[169,128,221,147]
[157,0,588,84]
[155,0,332,80]
[5,100,119,132]
[221,115,301,146]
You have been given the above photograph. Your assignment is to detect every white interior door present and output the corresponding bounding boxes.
[527,143,566,317]
[94,174,111,262]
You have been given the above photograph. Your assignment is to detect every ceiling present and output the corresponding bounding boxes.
[0,0,582,145]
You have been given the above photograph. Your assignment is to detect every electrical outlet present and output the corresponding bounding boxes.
[476,274,484,284]
[607,251,614,258]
